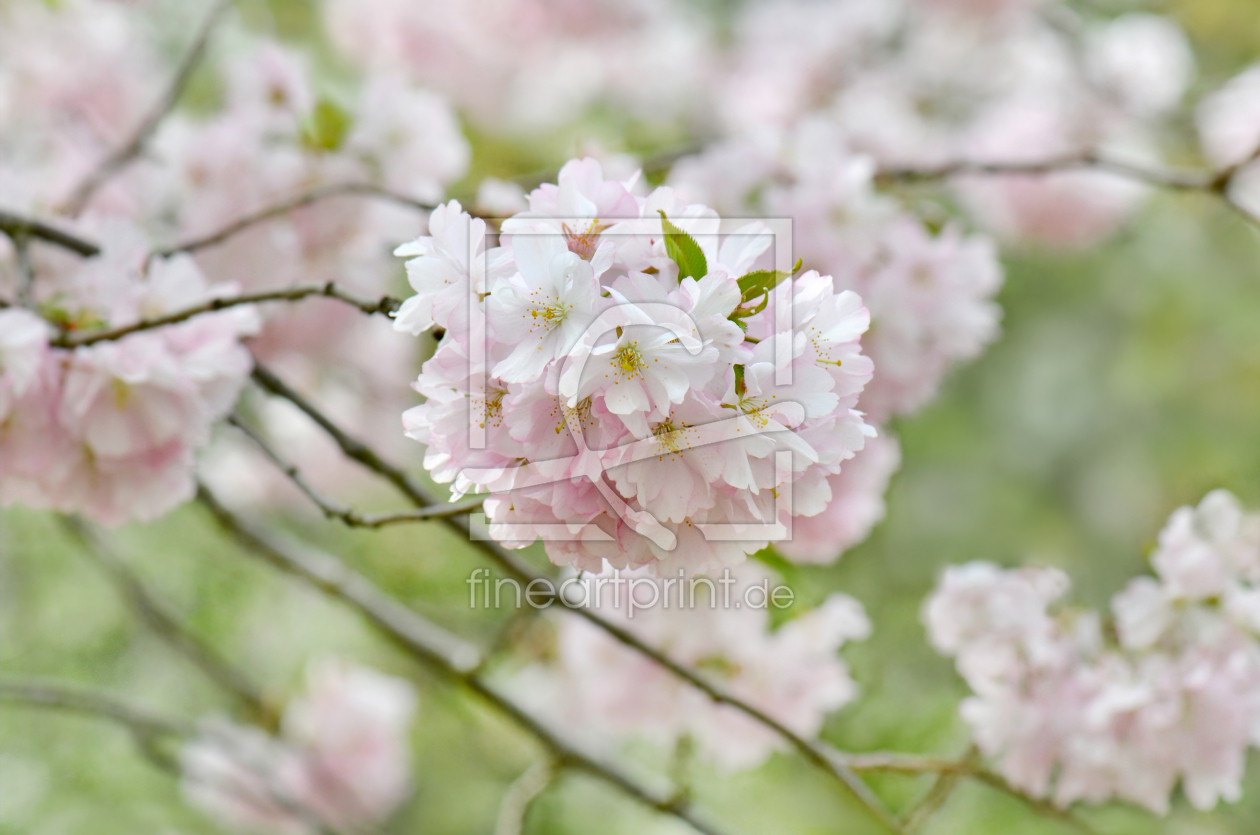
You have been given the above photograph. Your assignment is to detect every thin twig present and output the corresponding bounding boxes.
[194,484,728,835]
[902,769,964,832]
[250,362,432,505]
[244,364,905,834]
[13,234,35,306]
[60,516,266,715]
[0,677,193,739]
[0,211,100,257]
[834,750,1096,834]
[53,283,402,349]
[226,412,482,527]
[899,747,978,832]
[157,182,440,257]
[509,143,704,193]
[62,0,235,216]
[495,760,557,835]
[0,677,358,833]
[875,149,1260,232]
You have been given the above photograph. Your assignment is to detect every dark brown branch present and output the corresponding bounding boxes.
[226,412,483,527]
[0,211,100,257]
[62,0,235,215]
[249,362,432,506]
[53,283,401,349]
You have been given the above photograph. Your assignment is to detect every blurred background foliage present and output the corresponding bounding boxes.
[4,0,1260,833]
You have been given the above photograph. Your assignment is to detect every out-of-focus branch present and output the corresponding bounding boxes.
[0,677,363,833]
[249,362,432,506]
[509,143,704,192]
[194,484,728,835]
[157,182,441,257]
[897,745,977,832]
[13,234,35,306]
[835,750,1095,834]
[495,760,557,835]
[0,211,101,257]
[875,150,1260,231]
[62,0,235,216]
[0,677,193,741]
[226,412,484,527]
[53,283,402,349]
[901,769,964,832]
[59,516,266,716]
[243,364,905,834]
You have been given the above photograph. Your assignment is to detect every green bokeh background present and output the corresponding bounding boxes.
[4,0,1260,833]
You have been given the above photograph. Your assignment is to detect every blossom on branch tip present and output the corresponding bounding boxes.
[395,158,877,575]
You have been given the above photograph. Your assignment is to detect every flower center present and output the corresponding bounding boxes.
[476,388,506,429]
[616,344,644,374]
[652,419,690,454]
[531,300,570,327]
[562,219,611,261]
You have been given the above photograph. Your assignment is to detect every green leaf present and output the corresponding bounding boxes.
[733,364,746,397]
[729,292,769,321]
[301,97,352,153]
[657,210,707,282]
[735,258,802,305]
[749,546,802,600]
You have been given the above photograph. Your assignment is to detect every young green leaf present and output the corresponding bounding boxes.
[300,97,352,153]
[657,210,708,282]
[735,258,803,305]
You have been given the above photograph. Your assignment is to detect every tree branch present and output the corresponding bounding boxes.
[53,283,402,349]
[60,516,267,716]
[156,182,439,257]
[194,483,728,835]
[495,760,557,835]
[249,362,432,506]
[0,677,193,740]
[875,150,1260,231]
[13,233,36,306]
[226,413,483,527]
[0,211,100,257]
[62,0,235,216]
[834,750,1096,834]
[902,769,964,832]
[242,363,905,834]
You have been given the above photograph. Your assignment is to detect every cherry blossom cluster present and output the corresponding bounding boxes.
[670,120,1005,425]
[181,659,417,835]
[511,563,870,770]
[321,0,713,134]
[396,158,878,575]
[1198,64,1260,217]
[668,121,999,563]
[325,0,1197,250]
[924,490,1260,813]
[0,234,257,524]
[0,1,473,521]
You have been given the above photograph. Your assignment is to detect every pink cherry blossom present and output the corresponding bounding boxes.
[181,659,418,835]
[926,491,1260,814]
[511,563,870,770]
[396,164,877,574]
